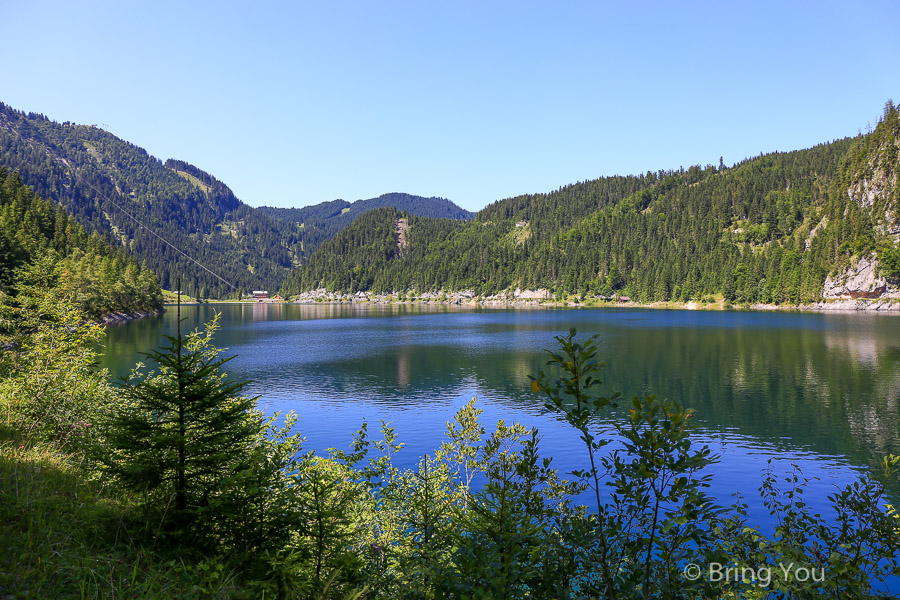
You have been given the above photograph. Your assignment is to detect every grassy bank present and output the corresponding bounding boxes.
[0,429,245,599]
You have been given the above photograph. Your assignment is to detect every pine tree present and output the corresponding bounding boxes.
[100,307,259,545]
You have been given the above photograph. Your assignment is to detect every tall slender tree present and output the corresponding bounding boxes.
[100,303,258,545]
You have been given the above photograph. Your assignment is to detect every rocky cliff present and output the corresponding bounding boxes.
[822,103,900,302]
[822,255,899,299]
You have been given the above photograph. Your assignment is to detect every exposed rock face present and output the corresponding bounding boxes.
[292,288,560,305]
[511,288,551,300]
[824,118,900,304]
[395,218,409,256]
[812,298,900,311]
[822,255,900,299]
[848,177,891,210]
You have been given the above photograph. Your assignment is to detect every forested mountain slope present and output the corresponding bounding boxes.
[0,103,472,298]
[0,103,303,297]
[285,103,900,304]
[259,193,472,257]
[249,193,472,264]
[0,167,162,317]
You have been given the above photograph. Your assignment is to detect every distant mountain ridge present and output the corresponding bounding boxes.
[0,102,469,297]
[258,193,472,256]
[260,193,473,224]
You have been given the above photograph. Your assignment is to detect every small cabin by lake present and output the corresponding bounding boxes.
[252,290,269,301]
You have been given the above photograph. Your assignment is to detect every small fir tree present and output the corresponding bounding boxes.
[100,308,259,546]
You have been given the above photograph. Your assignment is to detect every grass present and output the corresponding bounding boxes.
[170,170,212,195]
[0,426,245,599]
[160,289,198,303]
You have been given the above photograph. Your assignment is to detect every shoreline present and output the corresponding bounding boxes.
[286,292,900,313]
[96,308,165,325]
[149,295,900,314]
[750,299,900,312]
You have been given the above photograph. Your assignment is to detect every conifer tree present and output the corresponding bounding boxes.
[100,306,259,545]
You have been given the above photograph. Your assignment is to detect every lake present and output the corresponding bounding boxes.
[101,303,900,526]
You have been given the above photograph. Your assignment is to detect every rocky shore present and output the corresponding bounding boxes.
[751,298,900,312]
[96,309,164,325]
[293,288,564,306]
[292,287,900,312]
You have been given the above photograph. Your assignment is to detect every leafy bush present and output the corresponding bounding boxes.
[0,255,109,447]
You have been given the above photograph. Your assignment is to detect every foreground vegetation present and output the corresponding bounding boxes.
[1,259,899,599]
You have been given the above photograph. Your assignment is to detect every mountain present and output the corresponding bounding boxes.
[0,103,471,299]
[283,102,900,305]
[260,192,473,224]
[0,103,303,298]
[6,99,896,305]
[258,193,472,261]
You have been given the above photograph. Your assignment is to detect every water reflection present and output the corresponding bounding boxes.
[101,304,900,503]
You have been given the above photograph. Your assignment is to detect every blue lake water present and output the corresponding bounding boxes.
[101,303,900,530]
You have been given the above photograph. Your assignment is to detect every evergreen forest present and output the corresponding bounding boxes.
[4,99,898,306]
[284,103,900,304]
[0,103,472,298]
[0,166,161,318]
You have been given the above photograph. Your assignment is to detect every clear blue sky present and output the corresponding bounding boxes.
[4,1,899,211]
